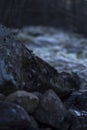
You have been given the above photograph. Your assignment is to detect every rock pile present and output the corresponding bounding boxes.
[0,25,87,130]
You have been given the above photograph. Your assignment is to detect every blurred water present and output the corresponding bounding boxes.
[16,26,87,88]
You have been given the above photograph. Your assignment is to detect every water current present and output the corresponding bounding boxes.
[16,26,87,89]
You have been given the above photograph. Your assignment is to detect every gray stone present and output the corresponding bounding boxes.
[71,117,87,130]
[75,92,87,111]
[0,25,80,97]
[34,89,69,129]
[29,116,39,128]
[0,93,6,101]
[5,90,39,113]
[64,91,87,111]
[0,101,30,129]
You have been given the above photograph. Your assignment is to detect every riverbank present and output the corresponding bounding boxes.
[0,25,87,130]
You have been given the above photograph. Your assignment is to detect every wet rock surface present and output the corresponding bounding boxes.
[64,91,87,112]
[0,25,87,130]
[0,93,6,101]
[70,117,87,130]
[34,90,69,129]
[29,116,39,129]
[0,25,80,97]
[16,26,87,90]
[73,92,87,111]
[6,90,39,113]
[0,101,30,129]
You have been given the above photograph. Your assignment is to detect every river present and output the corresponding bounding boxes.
[15,26,87,89]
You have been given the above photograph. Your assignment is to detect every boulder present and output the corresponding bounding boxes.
[0,101,30,129]
[64,91,87,111]
[75,92,87,111]
[34,90,69,129]
[29,116,39,129]
[6,90,39,113]
[0,93,6,101]
[0,25,80,97]
[70,117,87,130]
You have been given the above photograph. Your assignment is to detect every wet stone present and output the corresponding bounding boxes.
[25,128,40,130]
[32,92,42,98]
[5,90,39,113]
[70,117,87,130]
[0,25,80,97]
[0,93,6,101]
[41,128,52,130]
[0,101,31,129]
[64,91,87,111]
[29,116,39,129]
[75,92,87,111]
[64,91,82,109]
[34,89,69,129]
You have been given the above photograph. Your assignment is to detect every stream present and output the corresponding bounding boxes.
[15,26,87,89]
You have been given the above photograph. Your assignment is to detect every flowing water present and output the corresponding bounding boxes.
[15,26,87,89]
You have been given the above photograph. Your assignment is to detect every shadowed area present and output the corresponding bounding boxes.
[0,0,87,34]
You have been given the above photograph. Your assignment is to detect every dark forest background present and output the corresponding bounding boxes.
[0,0,87,34]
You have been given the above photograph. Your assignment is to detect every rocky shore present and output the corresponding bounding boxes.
[0,25,87,130]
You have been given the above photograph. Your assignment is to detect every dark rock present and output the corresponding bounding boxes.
[29,116,39,128]
[25,128,40,130]
[0,93,6,101]
[70,117,87,130]
[32,92,42,99]
[64,91,82,109]
[34,89,69,129]
[75,92,87,111]
[0,25,80,97]
[41,128,52,130]
[0,101,30,129]
[64,91,87,111]
[5,90,39,113]
[55,72,80,97]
